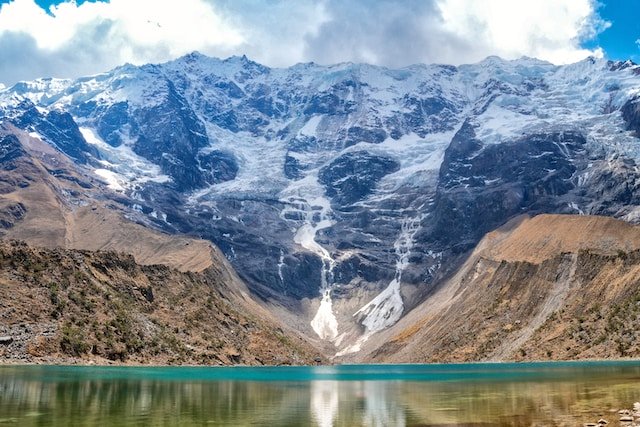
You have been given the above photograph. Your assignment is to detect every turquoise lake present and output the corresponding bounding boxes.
[1,361,640,426]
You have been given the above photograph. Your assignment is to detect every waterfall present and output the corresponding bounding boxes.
[280,183,340,341]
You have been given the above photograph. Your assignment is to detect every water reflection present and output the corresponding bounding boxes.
[362,381,406,427]
[309,381,406,427]
[0,363,639,426]
[311,381,339,427]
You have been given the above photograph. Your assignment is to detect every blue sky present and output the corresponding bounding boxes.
[1,0,100,9]
[0,0,638,84]
[586,0,640,62]
[34,0,100,9]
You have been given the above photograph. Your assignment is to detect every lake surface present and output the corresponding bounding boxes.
[1,361,640,426]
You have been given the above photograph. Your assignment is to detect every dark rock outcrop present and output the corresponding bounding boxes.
[12,101,99,163]
[622,96,640,136]
[319,151,400,206]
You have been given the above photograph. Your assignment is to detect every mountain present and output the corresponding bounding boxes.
[359,214,640,362]
[2,53,640,357]
[0,123,214,270]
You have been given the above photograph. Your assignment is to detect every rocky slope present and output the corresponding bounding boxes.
[0,240,323,365]
[2,54,640,356]
[359,214,640,363]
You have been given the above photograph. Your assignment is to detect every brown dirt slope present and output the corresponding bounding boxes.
[0,240,325,365]
[65,206,215,272]
[361,214,640,363]
[479,214,640,263]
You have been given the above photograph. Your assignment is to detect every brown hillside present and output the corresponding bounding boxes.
[360,214,640,363]
[480,214,640,263]
[0,240,324,365]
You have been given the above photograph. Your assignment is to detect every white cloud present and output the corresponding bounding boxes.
[435,0,609,65]
[303,0,608,67]
[213,0,330,67]
[0,0,610,84]
[0,0,245,83]
[0,0,244,53]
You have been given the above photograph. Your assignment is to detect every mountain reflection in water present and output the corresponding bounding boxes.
[0,362,639,426]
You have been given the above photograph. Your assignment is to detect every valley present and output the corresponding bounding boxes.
[1,54,640,362]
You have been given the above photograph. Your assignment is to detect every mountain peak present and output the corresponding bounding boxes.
[184,50,206,60]
[473,55,555,69]
[223,54,266,67]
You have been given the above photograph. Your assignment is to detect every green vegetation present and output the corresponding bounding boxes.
[60,323,89,356]
[604,290,640,356]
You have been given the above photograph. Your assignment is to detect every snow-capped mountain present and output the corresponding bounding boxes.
[2,53,640,355]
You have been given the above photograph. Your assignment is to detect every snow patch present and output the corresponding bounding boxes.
[474,103,538,144]
[568,202,585,215]
[299,115,322,137]
[79,127,170,190]
[94,169,125,192]
[339,216,421,356]
[277,249,285,284]
[310,289,339,341]
[80,127,103,145]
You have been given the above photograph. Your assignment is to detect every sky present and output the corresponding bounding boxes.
[0,0,638,85]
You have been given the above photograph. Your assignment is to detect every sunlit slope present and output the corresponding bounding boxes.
[361,214,640,362]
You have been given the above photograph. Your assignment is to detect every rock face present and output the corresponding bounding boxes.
[319,152,400,206]
[622,95,640,136]
[12,100,100,164]
[3,54,640,355]
[423,125,588,250]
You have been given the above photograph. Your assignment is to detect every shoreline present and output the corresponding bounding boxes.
[2,357,640,368]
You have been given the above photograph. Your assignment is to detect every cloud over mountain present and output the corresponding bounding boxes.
[0,0,608,84]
